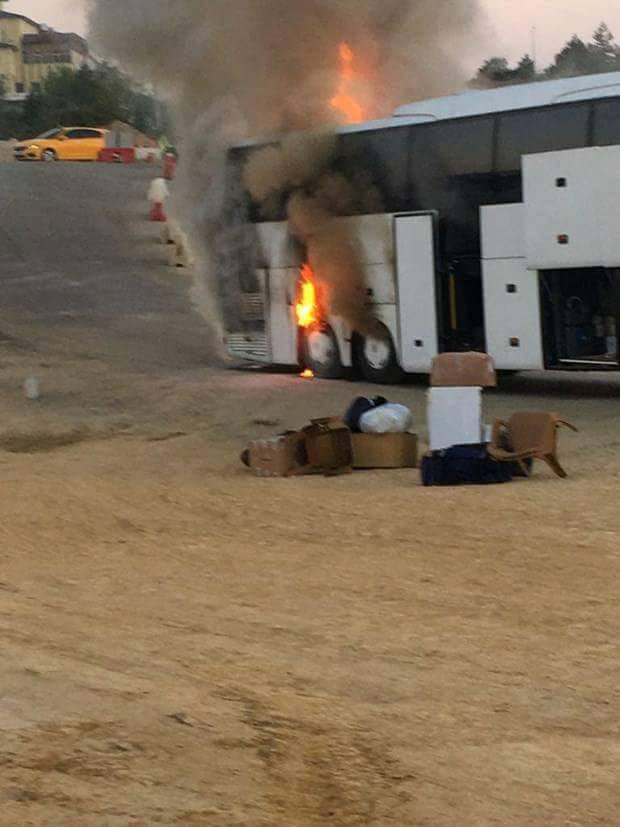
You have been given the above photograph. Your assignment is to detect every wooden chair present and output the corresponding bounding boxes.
[488,412,578,478]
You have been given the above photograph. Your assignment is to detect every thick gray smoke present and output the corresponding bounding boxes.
[88,1,484,351]
[244,132,383,334]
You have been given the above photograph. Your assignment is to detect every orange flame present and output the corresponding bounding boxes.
[330,42,365,124]
[296,264,319,329]
[300,369,315,379]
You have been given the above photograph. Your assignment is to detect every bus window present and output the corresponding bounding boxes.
[335,126,409,213]
[593,99,620,146]
[419,118,494,176]
[408,118,495,257]
[496,104,589,172]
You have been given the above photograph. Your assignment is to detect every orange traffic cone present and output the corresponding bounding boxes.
[150,201,166,222]
[148,177,169,222]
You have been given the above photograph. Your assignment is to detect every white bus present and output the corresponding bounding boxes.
[224,71,620,381]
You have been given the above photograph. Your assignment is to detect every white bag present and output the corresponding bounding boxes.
[359,403,413,434]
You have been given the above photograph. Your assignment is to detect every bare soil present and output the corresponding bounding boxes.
[0,164,618,826]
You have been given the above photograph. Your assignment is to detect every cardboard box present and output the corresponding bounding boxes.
[431,352,497,388]
[351,433,418,469]
[428,386,483,450]
[246,432,310,477]
[244,419,352,477]
[303,418,352,474]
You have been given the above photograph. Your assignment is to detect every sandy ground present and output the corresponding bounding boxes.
[0,164,619,825]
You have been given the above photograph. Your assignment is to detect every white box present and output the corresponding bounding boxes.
[427,387,483,451]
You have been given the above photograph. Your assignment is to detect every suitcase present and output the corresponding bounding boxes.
[421,443,513,486]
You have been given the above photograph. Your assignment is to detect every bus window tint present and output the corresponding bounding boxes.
[407,118,495,255]
[419,118,494,176]
[496,104,589,172]
[593,99,620,146]
[335,127,409,213]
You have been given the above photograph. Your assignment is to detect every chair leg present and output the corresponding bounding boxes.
[517,459,531,477]
[544,454,567,478]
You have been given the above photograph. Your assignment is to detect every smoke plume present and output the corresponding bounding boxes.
[87,1,484,350]
[244,132,381,334]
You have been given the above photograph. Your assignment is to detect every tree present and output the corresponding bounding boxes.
[470,54,536,88]
[589,22,620,73]
[545,24,620,79]
[472,57,510,87]
[545,35,592,78]
[592,22,617,57]
[515,54,536,82]
[472,22,620,89]
[0,62,169,140]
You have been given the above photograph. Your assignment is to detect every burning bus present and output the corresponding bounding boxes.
[224,68,620,381]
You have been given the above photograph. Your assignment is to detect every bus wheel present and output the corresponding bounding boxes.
[302,324,343,379]
[355,324,403,384]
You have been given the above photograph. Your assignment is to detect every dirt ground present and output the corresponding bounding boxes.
[0,164,619,825]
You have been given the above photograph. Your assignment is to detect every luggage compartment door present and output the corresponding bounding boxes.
[482,258,544,370]
[394,213,439,372]
[481,204,544,370]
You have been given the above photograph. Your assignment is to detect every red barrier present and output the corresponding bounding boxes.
[98,147,136,164]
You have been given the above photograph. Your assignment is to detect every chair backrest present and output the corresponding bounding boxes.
[508,412,558,455]
[430,351,497,387]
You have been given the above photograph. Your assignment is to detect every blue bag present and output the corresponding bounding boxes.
[421,444,513,486]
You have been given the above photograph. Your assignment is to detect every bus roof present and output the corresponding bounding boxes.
[232,71,620,148]
[392,71,620,122]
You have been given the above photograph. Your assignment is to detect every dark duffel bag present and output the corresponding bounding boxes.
[344,396,388,432]
[421,443,513,486]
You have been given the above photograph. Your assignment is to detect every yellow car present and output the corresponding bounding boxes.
[14,127,108,162]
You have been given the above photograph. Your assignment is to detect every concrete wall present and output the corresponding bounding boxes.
[0,15,38,94]
[0,43,18,91]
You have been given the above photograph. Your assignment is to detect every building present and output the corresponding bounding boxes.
[0,0,94,100]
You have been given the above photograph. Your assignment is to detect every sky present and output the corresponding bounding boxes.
[6,0,620,71]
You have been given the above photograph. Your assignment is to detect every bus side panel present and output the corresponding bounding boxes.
[373,305,399,355]
[268,268,299,366]
[394,214,438,372]
[256,222,298,268]
[364,263,396,304]
[329,317,353,368]
[340,214,394,267]
[482,259,544,370]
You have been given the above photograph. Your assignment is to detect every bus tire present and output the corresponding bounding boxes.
[354,324,403,384]
[301,324,343,379]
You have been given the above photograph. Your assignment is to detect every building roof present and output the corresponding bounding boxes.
[0,10,41,31]
[0,41,18,50]
[22,30,89,55]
